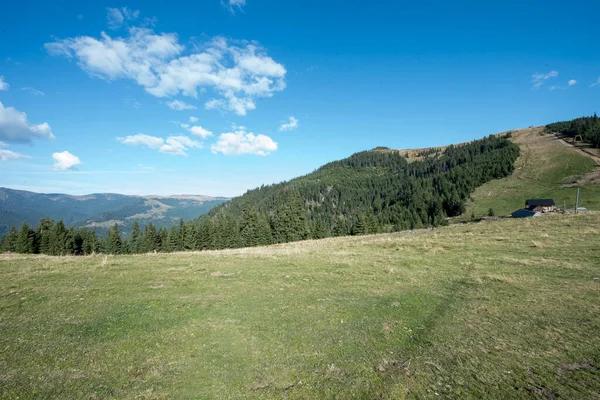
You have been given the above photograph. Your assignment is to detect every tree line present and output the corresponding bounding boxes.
[546,113,600,147]
[1,134,520,255]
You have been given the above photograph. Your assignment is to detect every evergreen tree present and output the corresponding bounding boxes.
[105,223,123,254]
[16,223,36,254]
[157,227,168,252]
[2,226,19,252]
[130,221,142,254]
[143,223,159,252]
[37,218,54,254]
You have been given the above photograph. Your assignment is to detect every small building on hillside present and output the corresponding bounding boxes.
[511,208,541,218]
[525,199,555,213]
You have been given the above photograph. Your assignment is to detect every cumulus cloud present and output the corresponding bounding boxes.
[189,116,198,123]
[117,133,202,156]
[222,0,246,13]
[568,79,577,86]
[21,87,45,96]
[211,127,277,156]
[532,70,558,89]
[0,101,55,143]
[188,125,213,138]
[175,121,213,138]
[107,7,139,29]
[45,27,286,116]
[167,99,196,110]
[52,151,81,171]
[0,141,30,162]
[0,76,8,91]
[279,116,299,131]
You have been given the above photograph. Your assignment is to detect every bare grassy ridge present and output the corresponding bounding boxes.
[1,213,599,399]
[462,127,600,219]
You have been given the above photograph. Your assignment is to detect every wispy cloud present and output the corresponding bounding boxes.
[531,70,558,89]
[167,100,196,111]
[107,7,139,29]
[590,77,600,88]
[117,133,202,156]
[279,116,299,132]
[0,141,30,162]
[222,0,246,14]
[175,121,214,138]
[189,116,198,123]
[21,87,45,96]
[0,76,8,91]
[52,151,81,171]
[568,79,577,86]
[211,127,277,156]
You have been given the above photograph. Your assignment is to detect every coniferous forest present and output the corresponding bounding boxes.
[1,134,519,255]
[546,114,600,147]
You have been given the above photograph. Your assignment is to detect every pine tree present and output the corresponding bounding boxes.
[16,223,36,254]
[50,220,68,256]
[105,223,122,254]
[143,223,159,252]
[130,221,142,254]
[37,218,54,254]
[184,223,196,250]
[157,227,168,252]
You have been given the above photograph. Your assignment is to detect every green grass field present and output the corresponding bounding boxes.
[461,127,600,220]
[1,213,599,399]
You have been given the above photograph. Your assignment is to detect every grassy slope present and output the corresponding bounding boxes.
[461,127,600,219]
[1,213,599,399]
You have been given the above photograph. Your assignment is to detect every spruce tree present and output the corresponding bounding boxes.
[130,221,142,254]
[105,223,123,254]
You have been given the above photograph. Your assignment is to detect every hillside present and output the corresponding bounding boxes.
[194,134,519,248]
[1,213,598,398]
[461,127,600,219]
[0,188,228,237]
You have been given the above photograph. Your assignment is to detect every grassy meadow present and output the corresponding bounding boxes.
[1,212,599,399]
[462,127,600,220]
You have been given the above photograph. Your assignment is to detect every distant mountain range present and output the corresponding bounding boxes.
[0,187,228,236]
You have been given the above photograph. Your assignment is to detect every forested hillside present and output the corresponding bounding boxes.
[546,113,600,147]
[0,188,227,238]
[1,134,519,255]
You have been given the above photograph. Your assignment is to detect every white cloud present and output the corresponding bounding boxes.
[167,99,196,111]
[222,0,246,13]
[0,76,8,91]
[590,77,600,88]
[0,101,55,143]
[159,135,203,156]
[175,121,213,138]
[532,70,558,89]
[211,127,277,156]
[0,149,30,162]
[568,79,577,86]
[52,151,81,171]
[118,133,164,149]
[188,125,213,138]
[117,133,202,156]
[279,116,299,131]
[21,87,45,96]
[189,116,198,123]
[107,7,139,29]
[0,141,30,162]
[46,28,286,116]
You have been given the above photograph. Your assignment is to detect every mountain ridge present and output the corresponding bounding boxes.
[0,187,229,237]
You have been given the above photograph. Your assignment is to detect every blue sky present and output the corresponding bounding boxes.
[0,0,599,197]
